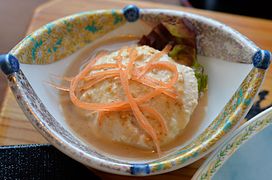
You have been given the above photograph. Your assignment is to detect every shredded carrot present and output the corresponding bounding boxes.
[137,52,164,78]
[77,51,109,79]
[127,48,138,79]
[46,81,70,92]
[132,77,177,99]
[118,67,161,155]
[51,45,181,155]
[90,63,119,70]
[162,44,173,53]
[137,44,172,78]
[81,74,119,91]
[84,70,119,81]
[140,104,168,134]
[145,61,178,86]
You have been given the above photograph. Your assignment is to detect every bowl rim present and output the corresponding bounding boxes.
[4,6,271,176]
[192,107,272,180]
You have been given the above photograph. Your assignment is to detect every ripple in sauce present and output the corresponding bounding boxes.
[60,36,207,161]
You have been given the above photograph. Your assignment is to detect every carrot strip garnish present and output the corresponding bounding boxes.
[90,63,119,70]
[141,61,179,87]
[81,74,119,91]
[162,44,172,53]
[51,45,181,156]
[46,81,70,92]
[77,51,108,78]
[84,70,119,81]
[137,44,172,78]
[140,105,168,134]
[137,52,165,78]
[119,67,161,155]
[127,48,138,79]
[132,77,177,99]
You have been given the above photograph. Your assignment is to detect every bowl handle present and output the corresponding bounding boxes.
[252,50,271,70]
[0,54,20,76]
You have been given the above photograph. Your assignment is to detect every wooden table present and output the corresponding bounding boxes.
[0,0,272,179]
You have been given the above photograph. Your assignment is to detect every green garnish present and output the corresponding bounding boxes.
[192,61,208,92]
[165,22,208,93]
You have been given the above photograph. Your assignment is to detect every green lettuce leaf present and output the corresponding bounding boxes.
[166,22,208,93]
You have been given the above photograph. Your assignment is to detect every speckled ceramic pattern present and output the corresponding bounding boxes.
[5,8,269,176]
[193,108,272,180]
[10,10,125,64]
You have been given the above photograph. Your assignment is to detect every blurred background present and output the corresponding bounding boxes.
[0,0,271,53]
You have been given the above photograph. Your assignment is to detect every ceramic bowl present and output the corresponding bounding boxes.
[0,5,271,176]
[193,107,272,180]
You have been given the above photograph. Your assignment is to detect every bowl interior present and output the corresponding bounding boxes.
[20,19,252,162]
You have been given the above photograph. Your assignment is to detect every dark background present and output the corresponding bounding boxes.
[189,0,272,19]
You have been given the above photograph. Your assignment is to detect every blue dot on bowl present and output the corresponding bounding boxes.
[123,5,140,22]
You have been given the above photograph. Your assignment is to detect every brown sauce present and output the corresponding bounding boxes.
[60,36,207,161]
